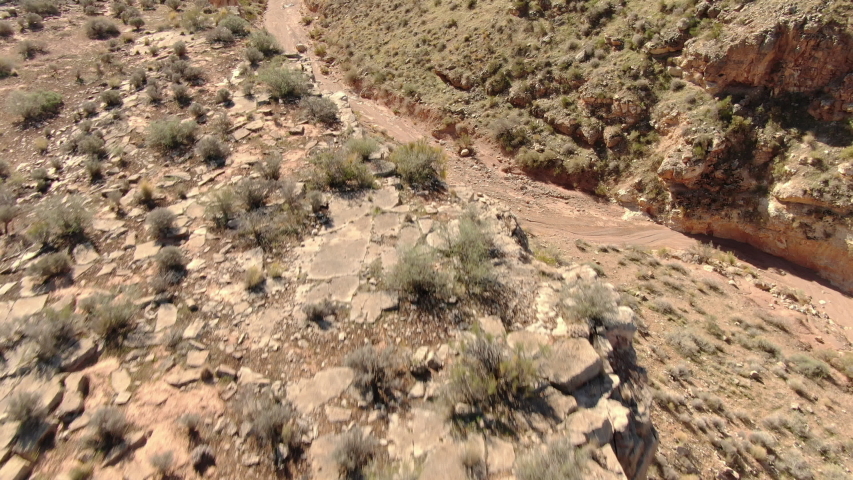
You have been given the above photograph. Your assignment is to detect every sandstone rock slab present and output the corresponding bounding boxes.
[539,338,603,393]
[287,367,354,414]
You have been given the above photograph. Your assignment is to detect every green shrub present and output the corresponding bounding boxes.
[300,96,338,125]
[89,299,136,347]
[445,212,496,294]
[345,345,404,406]
[244,46,264,65]
[18,40,46,59]
[28,252,72,283]
[147,118,197,152]
[149,451,174,477]
[448,334,537,421]
[6,90,63,122]
[86,407,130,453]
[24,13,43,30]
[256,152,282,180]
[6,391,45,426]
[788,353,832,380]
[21,0,59,16]
[172,40,187,57]
[244,265,265,290]
[346,137,379,160]
[195,135,229,165]
[127,15,144,30]
[333,428,379,480]
[0,57,13,79]
[235,178,271,210]
[206,26,233,44]
[205,188,237,228]
[32,167,50,193]
[242,394,304,454]
[180,7,209,32]
[27,196,91,247]
[258,66,308,100]
[26,307,78,363]
[218,15,249,36]
[129,69,147,90]
[389,140,446,188]
[516,439,588,480]
[172,83,191,105]
[147,207,176,240]
[154,246,186,288]
[0,21,14,38]
[249,30,281,57]
[101,89,122,108]
[215,88,231,104]
[85,17,120,39]
[308,150,374,191]
[561,281,617,327]
[77,134,106,157]
[386,245,449,302]
[667,330,717,359]
[165,0,181,10]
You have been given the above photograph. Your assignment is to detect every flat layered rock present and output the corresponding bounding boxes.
[539,338,603,393]
[287,367,354,414]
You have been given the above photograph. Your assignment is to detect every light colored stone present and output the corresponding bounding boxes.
[186,350,209,368]
[306,219,371,280]
[308,434,341,480]
[324,405,351,423]
[0,455,32,480]
[237,367,269,386]
[133,241,160,261]
[72,243,100,265]
[287,367,354,414]
[111,369,131,393]
[164,368,201,387]
[155,303,178,332]
[565,408,612,446]
[539,338,603,393]
[477,315,505,338]
[8,295,48,320]
[387,408,450,459]
[349,291,398,323]
[506,330,548,353]
[486,437,515,474]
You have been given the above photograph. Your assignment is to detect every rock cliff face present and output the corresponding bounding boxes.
[633,1,853,292]
[682,4,853,121]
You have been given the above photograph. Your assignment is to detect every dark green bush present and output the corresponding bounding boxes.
[0,21,14,38]
[445,212,496,294]
[345,345,404,406]
[87,407,130,453]
[218,15,249,36]
[18,40,46,59]
[389,140,446,189]
[206,26,233,44]
[0,57,13,79]
[258,66,308,100]
[248,30,281,57]
[147,118,197,152]
[28,252,72,283]
[205,188,237,229]
[448,334,537,421]
[21,0,59,16]
[195,135,229,165]
[6,90,63,122]
[244,46,264,65]
[26,307,78,363]
[333,428,379,480]
[386,245,449,302]
[147,207,176,240]
[346,137,379,160]
[101,89,122,108]
[27,196,90,247]
[308,150,374,191]
[300,96,338,125]
[88,298,136,347]
[85,17,120,39]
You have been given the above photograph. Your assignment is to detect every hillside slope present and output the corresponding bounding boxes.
[308,0,853,292]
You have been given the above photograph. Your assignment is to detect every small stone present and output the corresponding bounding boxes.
[408,382,426,399]
[186,350,209,368]
[114,391,131,405]
[216,365,237,379]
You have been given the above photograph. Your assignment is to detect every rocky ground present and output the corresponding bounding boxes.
[0,1,851,480]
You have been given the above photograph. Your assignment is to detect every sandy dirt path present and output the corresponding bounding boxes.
[263,0,853,327]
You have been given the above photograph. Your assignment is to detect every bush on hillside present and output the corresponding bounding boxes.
[85,17,120,39]
[6,90,63,123]
[147,118,197,152]
[389,140,446,189]
[258,66,308,100]
[308,150,374,191]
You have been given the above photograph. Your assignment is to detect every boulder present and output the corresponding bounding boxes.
[539,338,603,393]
